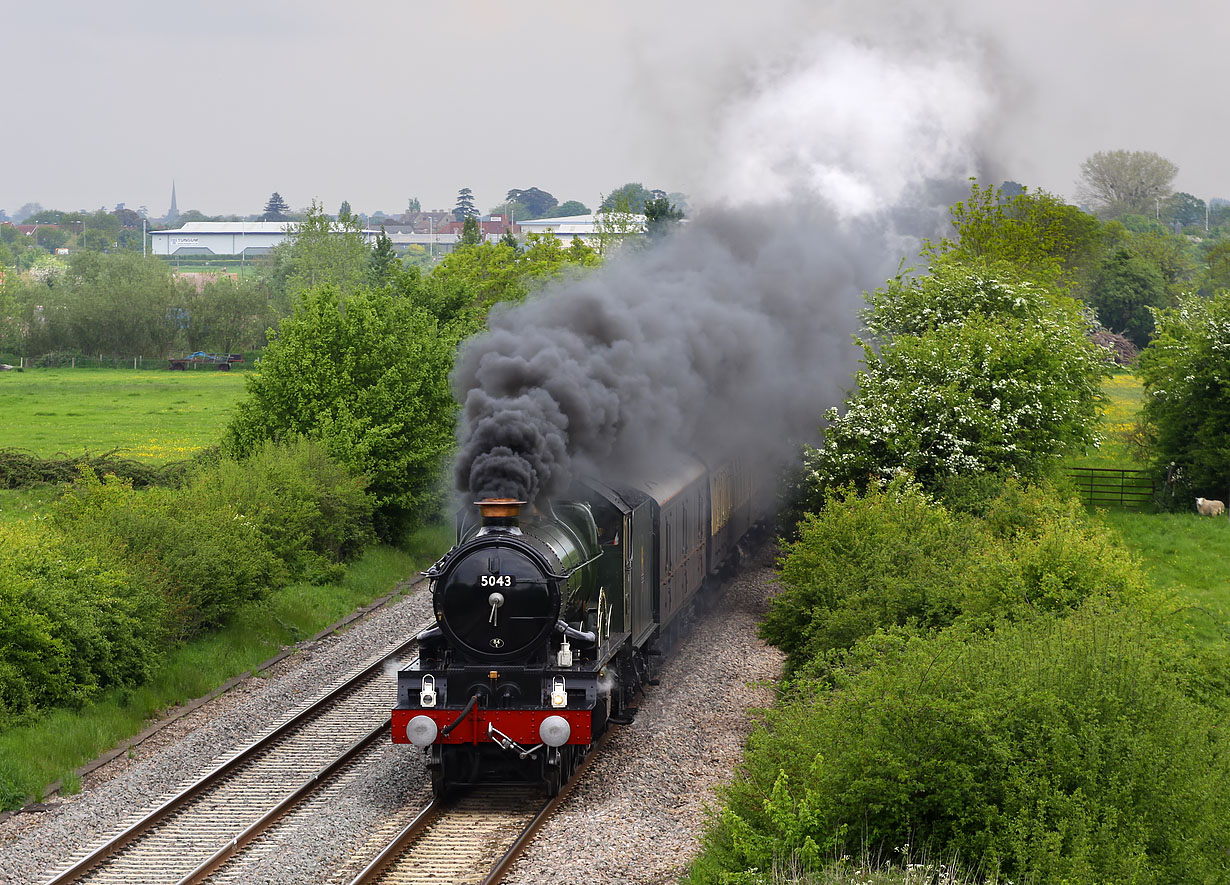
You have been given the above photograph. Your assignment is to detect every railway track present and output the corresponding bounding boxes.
[42,629,429,885]
[348,733,610,885]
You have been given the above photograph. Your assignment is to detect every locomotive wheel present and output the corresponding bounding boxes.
[543,748,566,797]
[431,764,448,800]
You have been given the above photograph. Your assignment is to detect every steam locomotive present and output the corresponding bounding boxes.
[391,456,762,796]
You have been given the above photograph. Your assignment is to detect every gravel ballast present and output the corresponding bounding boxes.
[0,545,782,885]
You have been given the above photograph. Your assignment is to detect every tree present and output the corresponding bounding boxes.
[600,182,654,213]
[25,209,66,225]
[261,192,291,222]
[1163,192,1205,227]
[184,276,271,354]
[459,215,481,246]
[488,200,530,223]
[13,203,42,223]
[505,187,558,219]
[453,188,478,222]
[593,190,644,256]
[424,233,600,332]
[808,256,1105,493]
[35,227,69,251]
[337,200,352,221]
[31,252,188,356]
[1077,150,1178,217]
[368,228,398,286]
[1088,247,1168,347]
[112,208,142,229]
[938,180,1104,293]
[1200,239,1230,295]
[223,285,456,540]
[1139,291,1230,498]
[643,196,684,240]
[1127,229,1196,298]
[553,200,590,217]
[267,201,372,302]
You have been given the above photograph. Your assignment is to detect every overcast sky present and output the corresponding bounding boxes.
[2,0,1224,220]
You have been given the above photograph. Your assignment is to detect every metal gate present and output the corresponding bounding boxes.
[1067,467,1154,508]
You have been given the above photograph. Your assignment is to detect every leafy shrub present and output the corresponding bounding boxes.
[763,478,1146,673]
[0,521,164,726]
[960,480,1147,623]
[190,437,374,584]
[52,470,280,635]
[761,478,973,672]
[691,607,1230,885]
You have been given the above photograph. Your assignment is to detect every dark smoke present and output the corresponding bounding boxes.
[452,197,960,503]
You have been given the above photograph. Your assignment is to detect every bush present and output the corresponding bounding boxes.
[763,478,1142,673]
[691,607,1230,884]
[0,522,164,726]
[0,439,377,733]
[761,477,973,672]
[960,481,1147,624]
[190,437,374,584]
[52,471,280,635]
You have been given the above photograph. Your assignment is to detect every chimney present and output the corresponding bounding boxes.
[476,498,525,528]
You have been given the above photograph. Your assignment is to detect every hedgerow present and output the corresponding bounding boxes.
[0,447,196,490]
[52,470,281,635]
[691,607,1230,884]
[0,438,375,728]
[761,477,1144,673]
[0,522,164,727]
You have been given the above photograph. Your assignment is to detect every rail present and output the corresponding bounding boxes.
[349,730,612,885]
[43,627,430,885]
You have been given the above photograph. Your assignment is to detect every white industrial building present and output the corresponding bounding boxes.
[516,213,646,248]
[150,221,381,256]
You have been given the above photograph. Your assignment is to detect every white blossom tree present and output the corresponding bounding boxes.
[808,257,1107,491]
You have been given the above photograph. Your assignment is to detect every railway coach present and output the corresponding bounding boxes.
[392,455,762,796]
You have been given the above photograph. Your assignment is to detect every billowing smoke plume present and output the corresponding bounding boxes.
[454,34,994,503]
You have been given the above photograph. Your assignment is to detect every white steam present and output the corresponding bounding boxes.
[706,36,992,216]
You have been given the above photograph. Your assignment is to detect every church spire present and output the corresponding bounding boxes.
[167,182,179,223]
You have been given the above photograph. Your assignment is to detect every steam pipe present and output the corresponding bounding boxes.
[442,695,479,736]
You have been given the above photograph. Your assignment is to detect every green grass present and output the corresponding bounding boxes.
[1064,373,1230,646]
[0,522,454,808]
[1068,371,1148,469]
[0,368,249,462]
[1099,510,1230,646]
[0,487,61,523]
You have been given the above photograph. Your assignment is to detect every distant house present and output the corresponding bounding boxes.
[149,221,380,257]
[440,214,520,243]
[13,224,57,237]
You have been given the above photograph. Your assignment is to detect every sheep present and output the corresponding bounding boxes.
[1196,497,1226,517]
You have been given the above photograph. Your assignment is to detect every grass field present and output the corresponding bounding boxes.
[1068,371,1148,469]
[1067,373,1230,646]
[0,368,249,462]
